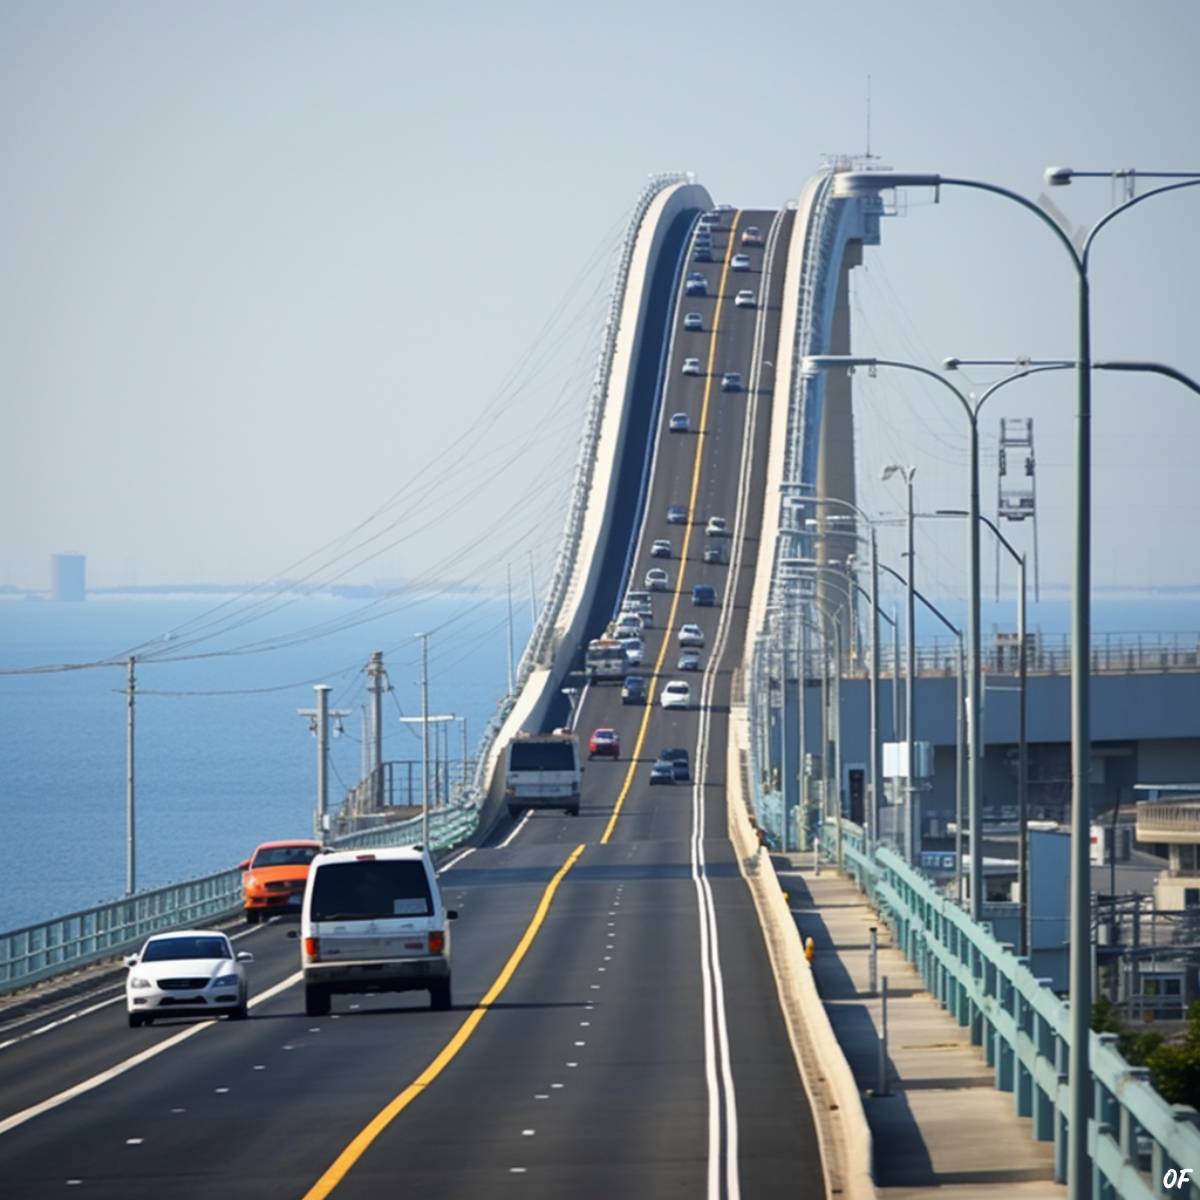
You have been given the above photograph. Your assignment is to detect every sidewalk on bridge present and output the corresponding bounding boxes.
[777,853,1064,1200]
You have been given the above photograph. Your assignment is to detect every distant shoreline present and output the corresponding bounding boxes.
[0,581,504,601]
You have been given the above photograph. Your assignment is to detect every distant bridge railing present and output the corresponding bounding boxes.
[804,631,1200,680]
[828,816,1200,1199]
[442,173,693,812]
[1136,798,1200,843]
[0,804,476,996]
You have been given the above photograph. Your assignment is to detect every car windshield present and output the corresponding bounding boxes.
[252,846,318,868]
[143,936,231,962]
[310,860,433,921]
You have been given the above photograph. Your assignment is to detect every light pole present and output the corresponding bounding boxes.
[939,508,1027,936]
[881,463,918,863]
[801,498,885,853]
[830,165,1200,1200]
[874,558,963,881]
[784,551,893,852]
[807,357,1077,913]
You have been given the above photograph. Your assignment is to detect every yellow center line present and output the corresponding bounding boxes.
[600,212,743,846]
[302,842,587,1199]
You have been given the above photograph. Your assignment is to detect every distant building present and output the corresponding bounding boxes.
[51,554,86,601]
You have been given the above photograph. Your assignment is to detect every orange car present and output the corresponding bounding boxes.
[239,839,321,924]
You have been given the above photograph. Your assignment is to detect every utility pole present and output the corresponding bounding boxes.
[527,550,537,630]
[420,634,430,847]
[297,685,350,841]
[367,651,386,809]
[126,656,136,896]
[506,564,516,695]
[460,716,469,796]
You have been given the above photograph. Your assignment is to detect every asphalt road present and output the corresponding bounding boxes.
[0,206,825,1200]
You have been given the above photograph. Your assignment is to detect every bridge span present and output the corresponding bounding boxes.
[1,179,859,1199]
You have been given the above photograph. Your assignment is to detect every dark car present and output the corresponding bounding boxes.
[692,584,716,607]
[622,675,647,705]
[666,504,689,525]
[649,754,675,785]
[661,747,690,782]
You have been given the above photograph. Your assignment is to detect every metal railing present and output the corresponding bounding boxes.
[0,805,476,995]
[829,817,1200,1198]
[787,631,1200,681]
[1136,799,1200,841]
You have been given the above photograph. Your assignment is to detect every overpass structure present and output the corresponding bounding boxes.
[1,169,1195,1200]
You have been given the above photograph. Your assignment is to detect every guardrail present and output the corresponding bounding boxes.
[0,805,477,996]
[462,172,693,795]
[1136,799,1200,841]
[828,816,1200,1199]
[869,632,1200,678]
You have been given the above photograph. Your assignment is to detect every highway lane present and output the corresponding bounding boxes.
[0,204,823,1199]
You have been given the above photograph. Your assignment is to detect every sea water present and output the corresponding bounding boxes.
[1,593,520,930]
[1,589,1196,931]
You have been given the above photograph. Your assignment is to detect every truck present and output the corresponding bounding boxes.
[503,732,582,818]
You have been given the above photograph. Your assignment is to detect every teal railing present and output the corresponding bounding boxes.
[0,803,478,995]
[825,817,1200,1199]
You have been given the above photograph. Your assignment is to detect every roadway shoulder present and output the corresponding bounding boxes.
[726,703,876,1200]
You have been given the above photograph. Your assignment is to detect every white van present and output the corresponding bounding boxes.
[296,846,457,1016]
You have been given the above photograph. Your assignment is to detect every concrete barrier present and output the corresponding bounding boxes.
[727,707,875,1200]
[478,181,712,815]
[730,173,876,1200]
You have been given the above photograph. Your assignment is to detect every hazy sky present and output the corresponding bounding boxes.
[3,0,1198,599]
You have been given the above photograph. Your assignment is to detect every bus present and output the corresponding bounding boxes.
[585,637,628,681]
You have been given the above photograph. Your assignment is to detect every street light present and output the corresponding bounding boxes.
[881,463,918,863]
[808,356,1089,917]
[787,552,899,853]
[829,164,1200,1200]
[873,557,963,881]
[939,508,1027,944]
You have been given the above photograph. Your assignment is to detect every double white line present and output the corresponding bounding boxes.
[690,208,787,1200]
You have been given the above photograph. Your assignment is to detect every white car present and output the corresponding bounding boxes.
[125,929,252,1027]
[683,312,703,332]
[706,515,729,537]
[621,636,645,665]
[645,567,669,591]
[650,538,672,559]
[734,289,756,309]
[668,412,691,433]
[299,846,456,1014]
[681,357,702,376]
[685,273,709,296]
[614,612,645,635]
[660,680,691,710]
[678,623,705,647]
[731,253,751,271]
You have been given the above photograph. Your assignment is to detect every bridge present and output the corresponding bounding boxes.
[3,170,1199,1200]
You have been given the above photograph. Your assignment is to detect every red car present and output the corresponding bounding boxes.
[588,728,620,759]
[239,839,321,923]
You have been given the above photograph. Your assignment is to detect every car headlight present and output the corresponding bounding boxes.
[211,973,239,988]
[129,975,152,989]
[244,874,257,889]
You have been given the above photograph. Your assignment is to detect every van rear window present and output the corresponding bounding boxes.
[310,861,433,921]
[509,742,577,771]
